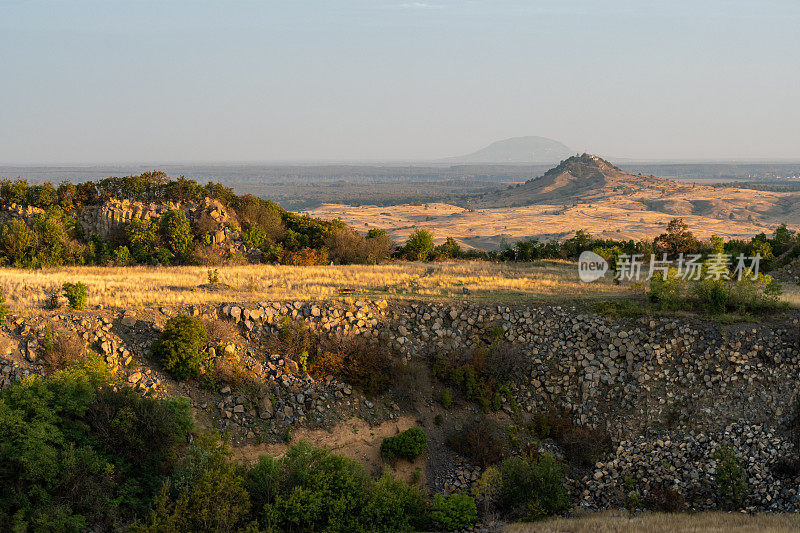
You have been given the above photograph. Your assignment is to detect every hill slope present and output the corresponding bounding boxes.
[479,153,677,207]
[443,136,573,164]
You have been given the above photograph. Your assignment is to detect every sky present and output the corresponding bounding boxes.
[1,0,799,164]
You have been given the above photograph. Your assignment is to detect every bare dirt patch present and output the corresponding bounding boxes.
[231,415,426,482]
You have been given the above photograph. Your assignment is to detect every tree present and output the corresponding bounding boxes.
[126,218,160,264]
[160,210,193,263]
[150,315,208,380]
[57,181,78,211]
[404,229,434,262]
[435,237,462,259]
[0,219,36,266]
[653,219,700,257]
[325,227,368,264]
[365,229,393,264]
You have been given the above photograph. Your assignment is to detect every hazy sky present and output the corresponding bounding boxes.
[1,0,799,163]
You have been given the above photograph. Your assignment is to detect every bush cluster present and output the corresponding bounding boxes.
[497,220,798,270]
[446,419,504,468]
[381,427,429,461]
[432,331,522,412]
[497,454,570,521]
[431,493,477,530]
[265,318,399,396]
[62,281,88,310]
[649,268,784,316]
[1,367,504,532]
[0,174,397,268]
[0,364,192,531]
[713,445,748,509]
[150,315,208,380]
[529,409,612,469]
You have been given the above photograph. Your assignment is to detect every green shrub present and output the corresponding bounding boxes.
[404,229,434,261]
[112,245,132,266]
[150,315,208,380]
[474,466,502,514]
[430,493,477,530]
[62,282,88,310]
[593,299,644,318]
[440,387,453,409]
[137,436,251,533]
[0,366,192,531]
[650,266,784,317]
[244,440,429,532]
[160,210,193,262]
[381,427,428,461]
[361,474,428,532]
[713,445,748,509]
[125,218,160,264]
[498,453,570,520]
[693,278,729,314]
[262,440,371,531]
[648,268,687,310]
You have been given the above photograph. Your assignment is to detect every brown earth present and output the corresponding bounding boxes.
[231,415,426,482]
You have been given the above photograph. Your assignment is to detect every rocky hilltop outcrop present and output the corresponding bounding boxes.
[78,196,234,243]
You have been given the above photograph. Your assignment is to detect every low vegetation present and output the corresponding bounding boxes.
[0,173,392,269]
[0,365,512,532]
[713,445,748,510]
[380,427,428,461]
[496,454,571,521]
[62,281,88,310]
[433,329,523,413]
[150,315,208,380]
[430,493,478,530]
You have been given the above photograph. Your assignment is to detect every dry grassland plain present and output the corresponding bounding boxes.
[2,261,798,312]
[307,201,784,250]
[0,261,636,311]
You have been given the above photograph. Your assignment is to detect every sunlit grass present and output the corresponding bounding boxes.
[2,260,794,312]
[0,260,636,310]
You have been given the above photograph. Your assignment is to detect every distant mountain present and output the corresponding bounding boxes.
[443,136,574,164]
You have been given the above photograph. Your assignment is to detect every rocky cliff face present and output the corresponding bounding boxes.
[78,196,234,243]
[2,301,799,512]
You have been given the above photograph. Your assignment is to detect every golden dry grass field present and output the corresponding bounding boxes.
[0,261,636,310]
[308,201,779,250]
[1,260,798,311]
[505,510,800,533]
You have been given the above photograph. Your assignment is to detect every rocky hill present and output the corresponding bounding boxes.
[478,153,676,207]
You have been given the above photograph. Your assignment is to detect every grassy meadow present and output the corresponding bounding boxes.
[0,260,638,310]
[1,259,797,312]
